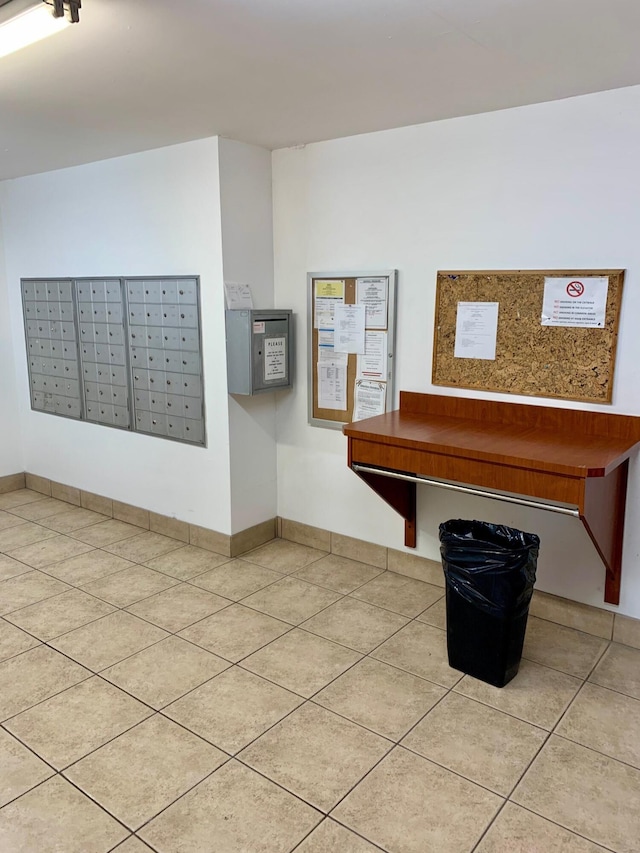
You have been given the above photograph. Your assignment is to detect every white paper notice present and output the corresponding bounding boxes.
[264,337,286,381]
[317,329,335,349]
[318,348,348,366]
[314,280,345,329]
[224,283,254,309]
[333,303,366,354]
[317,353,347,410]
[356,277,388,329]
[541,277,609,328]
[454,302,499,360]
[353,380,386,421]
[357,331,387,379]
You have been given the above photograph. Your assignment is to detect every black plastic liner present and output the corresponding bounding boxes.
[439,520,540,687]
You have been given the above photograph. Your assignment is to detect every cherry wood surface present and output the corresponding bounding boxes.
[344,393,640,605]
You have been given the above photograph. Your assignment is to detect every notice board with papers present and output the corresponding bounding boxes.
[307,270,397,428]
[432,269,624,403]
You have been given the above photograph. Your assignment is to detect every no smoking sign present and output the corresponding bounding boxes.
[566,280,585,298]
[542,275,609,327]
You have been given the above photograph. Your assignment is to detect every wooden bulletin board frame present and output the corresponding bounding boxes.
[308,270,397,429]
[432,269,624,403]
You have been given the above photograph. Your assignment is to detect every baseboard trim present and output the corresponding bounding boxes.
[5,474,636,643]
[19,472,275,559]
[0,472,26,494]
[277,515,639,643]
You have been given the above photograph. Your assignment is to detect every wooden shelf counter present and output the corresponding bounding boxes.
[343,392,640,605]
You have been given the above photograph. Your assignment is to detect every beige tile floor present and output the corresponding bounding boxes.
[0,487,639,851]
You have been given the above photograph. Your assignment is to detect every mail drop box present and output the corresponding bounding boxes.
[226,309,293,395]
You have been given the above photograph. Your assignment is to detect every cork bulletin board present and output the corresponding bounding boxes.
[432,269,625,403]
[307,270,397,429]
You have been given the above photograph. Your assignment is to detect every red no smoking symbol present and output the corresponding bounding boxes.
[566,280,585,298]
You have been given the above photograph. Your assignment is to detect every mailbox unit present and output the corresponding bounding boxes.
[21,276,206,446]
[127,277,205,445]
[22,279,82,420]
[226,309,293,396]
[77,279,130,429]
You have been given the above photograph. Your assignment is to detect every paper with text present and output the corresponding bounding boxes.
[314,280,345,329]
[353,380,386,421]
[317,353,347,409]
[224,283,253,309]
[334,303,366,353]
[264,337,286,381]
[357,331,387,379]
[356,277,388,329]
[454,302,499,360]
[541,277,609,328]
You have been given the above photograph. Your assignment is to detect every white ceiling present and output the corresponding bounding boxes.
[2,0,640,180]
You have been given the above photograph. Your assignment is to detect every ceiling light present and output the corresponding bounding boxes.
[0,0,80,59]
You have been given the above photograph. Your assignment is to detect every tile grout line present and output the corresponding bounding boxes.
[288,815,388,853]
[468,797,512,853]
[550,730,640,775]
[500,800,619,853]
[6,549,466,846]
[2,542,617,701]
[3,525,639,852]
[5,551,608,735]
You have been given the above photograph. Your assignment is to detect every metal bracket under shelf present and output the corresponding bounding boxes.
[351,463,581,518]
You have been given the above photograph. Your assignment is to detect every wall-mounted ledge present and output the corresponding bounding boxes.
[343,392,640,606]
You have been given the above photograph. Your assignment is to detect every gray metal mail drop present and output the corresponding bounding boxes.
[225,309,293,396]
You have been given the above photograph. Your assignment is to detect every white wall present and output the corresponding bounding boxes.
[273,85,640,617]
[218,138,278,531]
[0,211,23,477]
[1,138,233,532]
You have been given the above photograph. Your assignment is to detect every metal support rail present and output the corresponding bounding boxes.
[351,463,581,518]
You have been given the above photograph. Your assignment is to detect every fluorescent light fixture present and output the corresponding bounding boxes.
[0,0,79,59]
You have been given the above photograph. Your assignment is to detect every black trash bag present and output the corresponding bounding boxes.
[439,519,540,688]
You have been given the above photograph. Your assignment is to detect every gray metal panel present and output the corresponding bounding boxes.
[81,342,126,366]
[225,309,293,396]
[164,393,186,416]
[225,310,252,395]
[77,279,132,431]
[22,275,205,444]
[21,279,83,421]
[125,276,206,446]
[252,314,292,393]
[178,328,200,350]
[77,280,121,303]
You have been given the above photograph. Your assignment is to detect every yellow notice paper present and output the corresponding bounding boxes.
[315,280,345,298]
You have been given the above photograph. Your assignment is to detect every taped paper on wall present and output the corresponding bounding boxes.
[224,283,253,309]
